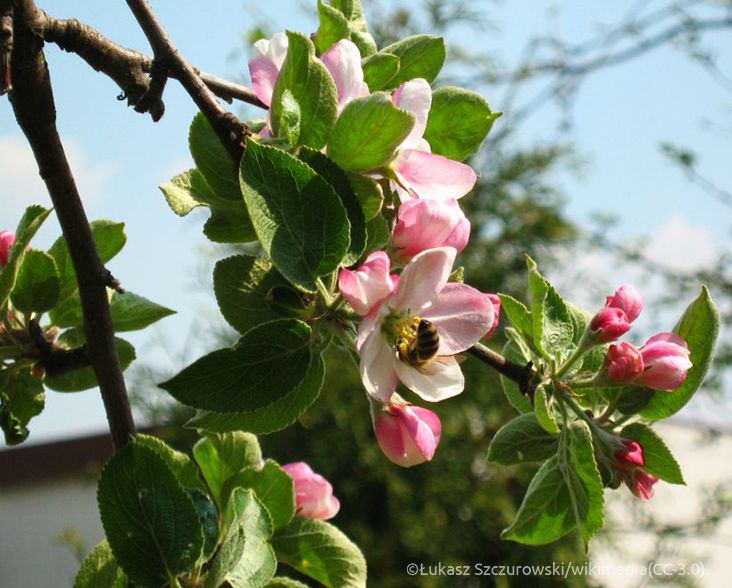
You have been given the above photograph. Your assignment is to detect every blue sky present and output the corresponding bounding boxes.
[1,1,729,442]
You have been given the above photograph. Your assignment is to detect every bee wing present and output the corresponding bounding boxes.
[415,354,461,375]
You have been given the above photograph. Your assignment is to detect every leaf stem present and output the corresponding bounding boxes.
[595,392,622,425]
[316,277,333,307]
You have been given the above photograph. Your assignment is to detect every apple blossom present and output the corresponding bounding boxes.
[605,284,644,323]
[281,462,340,520]
[356,247,494,403]
[626,470,659,501]
[319,40,370,111]
[249,32,289,108]
[374,401,441,467]
[605,342,644,384]
[484,294,501,340]
[590,307,632,343]
[392,198,470,262]
[613,439,645,470]
[389,79,477,202]
[0,229,14,267]
[637,332,692,392]
[338,251,398,316]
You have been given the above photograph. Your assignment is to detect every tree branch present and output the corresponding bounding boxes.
[8,3,136,451]
[467,342,535,400]
[19,4,265,112]
[124,0,247,162]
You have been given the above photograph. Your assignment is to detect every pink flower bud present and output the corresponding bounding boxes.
[375,403,442,467]
[338,251,397,316]
[590,307,631,343]
[613,439,645,471]
[626,469,659,501]
[281,462,340,520]
[0,230,15,268]
[605,285,643,323]
[483,293,501,340]
[606,342,644,384]
[392,199,470,262]
[637,333,692,392]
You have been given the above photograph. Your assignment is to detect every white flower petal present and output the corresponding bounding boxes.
[394,356,464,401]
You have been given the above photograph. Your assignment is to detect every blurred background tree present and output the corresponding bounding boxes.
[129,1,732,586]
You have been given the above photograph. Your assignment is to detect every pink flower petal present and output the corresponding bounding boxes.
[420,283,494,354]
[338,251,395,316]
[394,149,477,201]
[249,33,289,107]
[320,39,369,111]
[359,331,399,402]
[392,199,470,262]
[389,247,456,311]
[393,355,464,401]
[392,79,432,149]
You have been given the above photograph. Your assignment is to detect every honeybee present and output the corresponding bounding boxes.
[396,317,442,372]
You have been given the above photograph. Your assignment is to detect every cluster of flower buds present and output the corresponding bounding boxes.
[0,229,15,268]
[612,439,659,500]
[589,285,692,392]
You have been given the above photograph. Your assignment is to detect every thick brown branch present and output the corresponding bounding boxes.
[0,2,12,94]
[124,0,247,162]
[18,4,265,113]
[467,343,536,400]
[9,5,136,450]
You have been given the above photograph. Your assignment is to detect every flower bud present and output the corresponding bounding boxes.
[606,342,644,384]
[613,439,645,471]
[375,403,441,467]
[281,462,340,520]
[605,285,643,323]
[338,251,397,316]
[392,199,470,262]
[590,307,631,343]
[0,230,15,268]
[626,469,659,501]
[637,333,692,392]
[483,293,501,340]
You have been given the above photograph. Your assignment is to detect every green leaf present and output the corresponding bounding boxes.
[315,0,350,54]
[214,255,292,335]
[298,148,366,267]
[423,87,501,162]
[0,205,52,310]
[271,32,338,149]
[193,432,263,507]
[189,113,243,203]
[210,488,276,588]
[109,292,175,332]
[361,214,391,259]
[565,301,608,374]
[239,140,350,292]
[620,423,685,484]
[502,422,603,547]
[44,331,135,393]
[48,220,127,326]
[265,579,310,588]
[347,173,383,221]
[500,329,533,414]
[278,89,302,147]
[498,294,532,343]
[273,517,367,588]
[10,250,60,313]
[329,0,377,56]
[616,386,654,415]
[159,167,256,244]
[533,385,559,435]
[160,319,312,412]
[641,286,719,420]
[327,92,415,171]
[487,413,559,465]
[221,460,296,531]
[0,370,45,446]
[73,540,125,588]
[361,53,400,92]
[187,353,325,436]
[379,35,446,90]
[527,256,574,360]
[136,434,206,491]
[97,443,204,588]
[186,488,219,563]
[561,421,604,547]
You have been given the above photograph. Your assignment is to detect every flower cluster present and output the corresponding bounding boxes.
[589,285,692,392]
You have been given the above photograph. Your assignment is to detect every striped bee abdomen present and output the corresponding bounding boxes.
[415,319,440,363]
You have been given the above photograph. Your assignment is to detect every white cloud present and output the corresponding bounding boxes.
[0,134,117,220]
[646,214,718,271]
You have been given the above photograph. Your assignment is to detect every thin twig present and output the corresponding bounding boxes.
[467,342,536,399]
[124,0,248,162]
[9,3,136,450]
